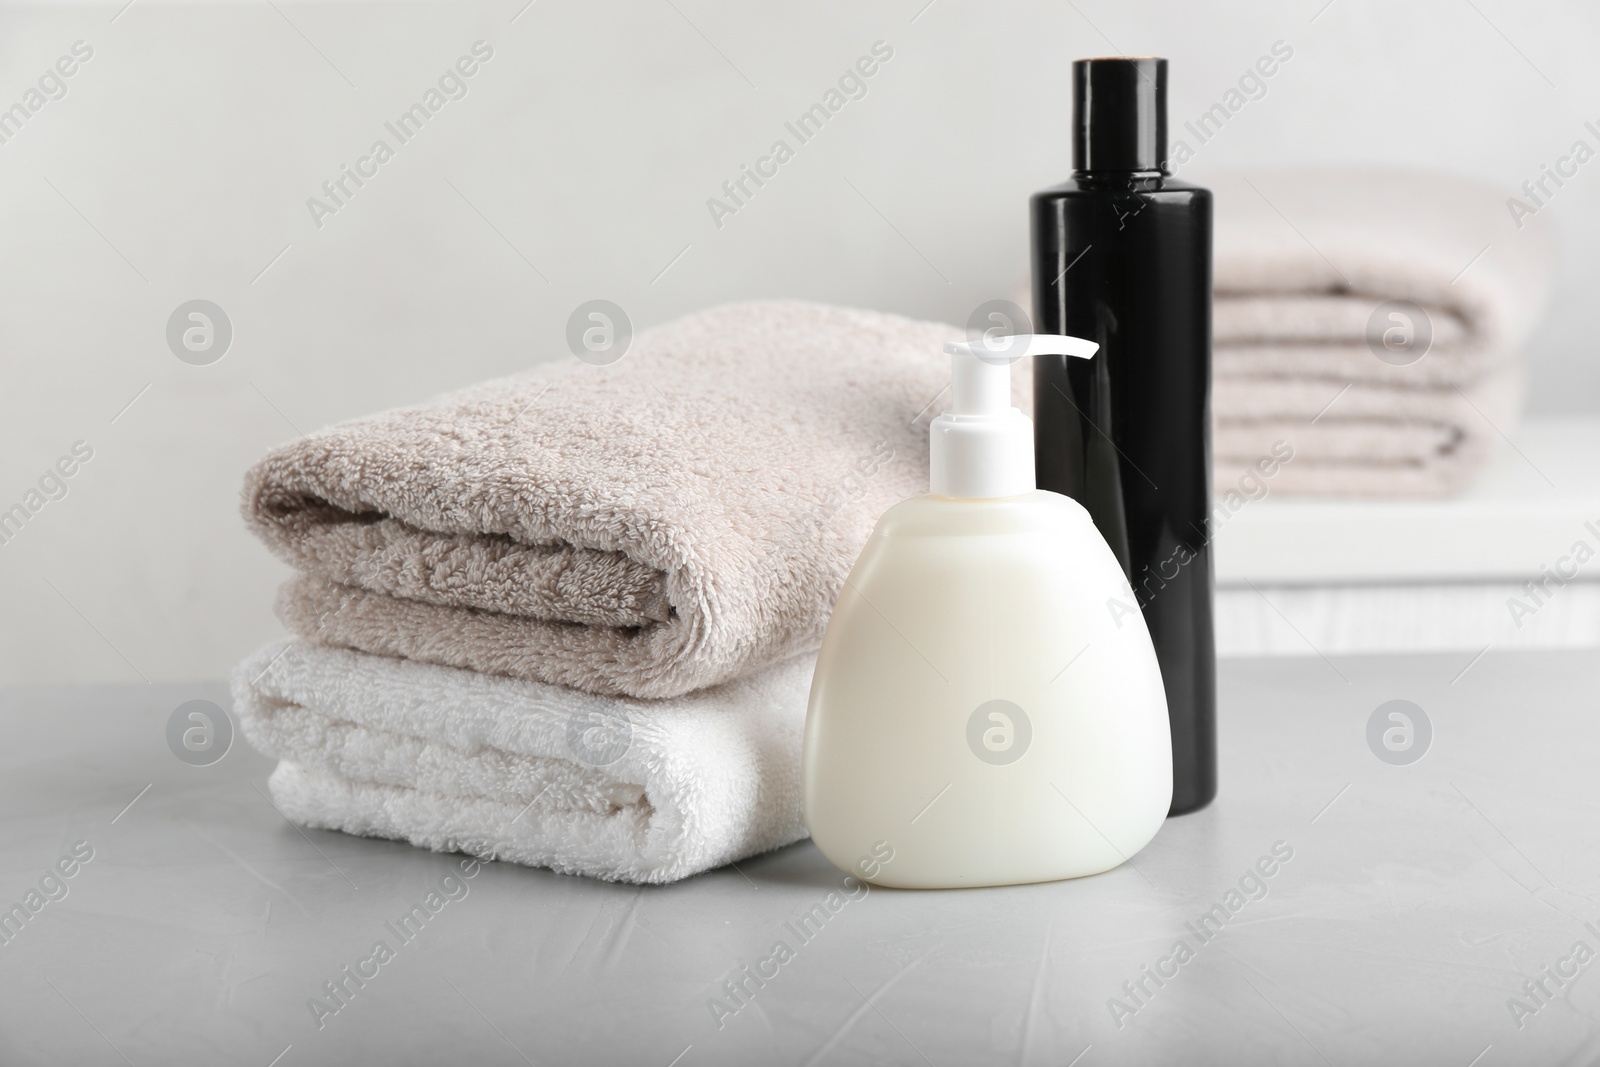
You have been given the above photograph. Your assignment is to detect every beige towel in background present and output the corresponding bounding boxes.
[1209,168,1553,496]
[244,301,967,700]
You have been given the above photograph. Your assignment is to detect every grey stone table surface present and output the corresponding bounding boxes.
[3,650,1600,1067]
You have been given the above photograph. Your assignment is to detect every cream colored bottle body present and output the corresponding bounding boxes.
[803,490,1172,889]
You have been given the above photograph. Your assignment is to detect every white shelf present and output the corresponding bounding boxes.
[1213,417,1600,585]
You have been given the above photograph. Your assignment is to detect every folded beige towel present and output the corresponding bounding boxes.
[244,301,961,699]
[1214,362,1527,496]
[1209,168,1553,496]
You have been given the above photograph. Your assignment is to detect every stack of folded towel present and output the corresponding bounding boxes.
[233,302,965,883]
[1209,168,1554,497]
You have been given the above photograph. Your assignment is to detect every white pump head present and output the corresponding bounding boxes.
[929,334,1098,498]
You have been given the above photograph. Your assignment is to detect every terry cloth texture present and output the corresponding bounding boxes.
[1207,168,1553,496]
[232,641,814,884]
[242,301,976,699]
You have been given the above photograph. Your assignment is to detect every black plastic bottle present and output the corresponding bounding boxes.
[1031,57,1215,815]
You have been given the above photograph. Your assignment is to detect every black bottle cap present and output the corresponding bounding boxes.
[1072,57,1167,173]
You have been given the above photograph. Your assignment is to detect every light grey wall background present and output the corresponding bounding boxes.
[2,0,1597,685]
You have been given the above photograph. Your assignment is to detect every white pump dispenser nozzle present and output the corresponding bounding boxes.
[929,334,1098,499]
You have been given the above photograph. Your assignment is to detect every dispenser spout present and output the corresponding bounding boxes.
[930,333,1097,498]
[943,334,1099,363]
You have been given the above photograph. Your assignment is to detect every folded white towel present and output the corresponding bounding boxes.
[231,641,812,884]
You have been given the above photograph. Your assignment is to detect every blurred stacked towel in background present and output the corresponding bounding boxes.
[233,301,961,883]
[1209,168,1554,497]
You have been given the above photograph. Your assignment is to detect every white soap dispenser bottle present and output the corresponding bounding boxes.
[803,334,1173,889]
